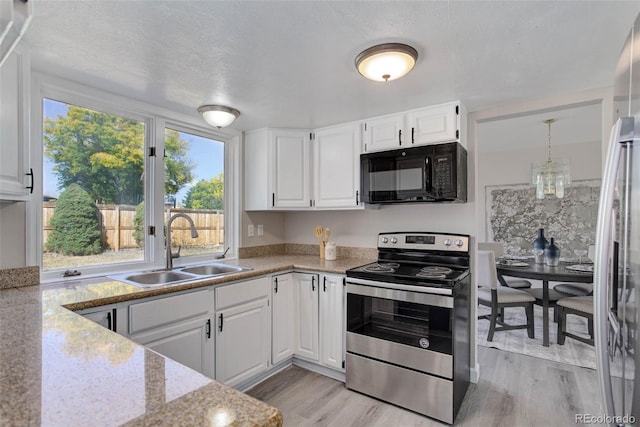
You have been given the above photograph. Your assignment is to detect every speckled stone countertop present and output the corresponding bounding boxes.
[0,255,374,426]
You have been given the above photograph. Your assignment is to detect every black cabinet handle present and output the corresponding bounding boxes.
[219,313,224,332]
[272,193,275,207]
[356,190,359,206]
[274,277,278,293]
[312,276,315,291]
[411,127,415,144]
[398,129,402,145]
[206,319,211,338]
[25,168,34,194]
[106,311,112,331]
[323,276,327,292]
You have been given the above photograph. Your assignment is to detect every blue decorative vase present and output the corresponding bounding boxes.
[544,238,560,267]
[533,228,548,264]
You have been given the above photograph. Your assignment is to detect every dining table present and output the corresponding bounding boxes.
[496,259,594,347]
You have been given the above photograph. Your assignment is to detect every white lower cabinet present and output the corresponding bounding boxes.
[127,289,215,378]
[215,277,271,387]
[293,272,319,361]
[293,272,345,372]
[272,273,295,364]
[79,304,126,333]
[319,274,345,370]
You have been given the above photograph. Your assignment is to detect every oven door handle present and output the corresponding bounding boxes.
[346,281,453,308]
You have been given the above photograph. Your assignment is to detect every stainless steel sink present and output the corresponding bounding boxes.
[124,271,195,285]
[179,263,249,276]
[107,262,251,288]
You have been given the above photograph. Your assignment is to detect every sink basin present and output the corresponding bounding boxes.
[180,264,249,276]
[108,263,252,288]
[120,271,196,286]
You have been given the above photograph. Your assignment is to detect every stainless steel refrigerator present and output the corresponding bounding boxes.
[595,12,640,427]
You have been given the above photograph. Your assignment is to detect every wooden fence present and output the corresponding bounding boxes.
[43,202,224,252]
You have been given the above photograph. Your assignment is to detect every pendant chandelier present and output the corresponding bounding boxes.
[530,118,571,199]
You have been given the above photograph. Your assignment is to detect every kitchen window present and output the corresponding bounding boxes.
[30,76,239,281]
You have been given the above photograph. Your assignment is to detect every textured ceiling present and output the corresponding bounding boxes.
[23,1,640,133]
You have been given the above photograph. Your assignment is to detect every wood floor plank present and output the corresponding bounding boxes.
[246,347,604,426]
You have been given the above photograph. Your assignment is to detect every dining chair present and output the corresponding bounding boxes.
[553,245,595,297]
[556,295,594,346]
[477,250,536,341]
[478,242,532,289]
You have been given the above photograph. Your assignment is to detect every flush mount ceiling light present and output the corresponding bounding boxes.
[355,43,418,82]
[530,118,571,199]
[198,105,240,128]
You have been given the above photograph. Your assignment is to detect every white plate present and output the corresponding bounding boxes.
[565,264,594,272]
[504,255,533,260]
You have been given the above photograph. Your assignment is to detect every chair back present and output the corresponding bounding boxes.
[477,250,499,290]
[478,242,505,258]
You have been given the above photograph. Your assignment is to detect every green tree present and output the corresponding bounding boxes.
[44,106,194,204]
[46,184,102,255]
[183,173,224,210]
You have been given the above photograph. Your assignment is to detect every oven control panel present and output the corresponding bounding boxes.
[378,232,469,252]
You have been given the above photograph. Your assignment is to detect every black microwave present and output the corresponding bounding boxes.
[360,142,467,204]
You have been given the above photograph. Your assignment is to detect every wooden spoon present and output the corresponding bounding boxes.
[324,228,331,243]
[313,225,325,258]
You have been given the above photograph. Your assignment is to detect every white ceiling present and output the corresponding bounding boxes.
[24,1,640,133]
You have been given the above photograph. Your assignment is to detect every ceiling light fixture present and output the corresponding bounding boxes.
[530,118,571,199]
[355,43,418,82]
[198,105,240,128]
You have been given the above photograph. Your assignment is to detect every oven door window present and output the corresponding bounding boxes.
[347,293,452,355]
[363,156,429,201]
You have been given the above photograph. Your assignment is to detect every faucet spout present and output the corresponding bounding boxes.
[166,213,199,270]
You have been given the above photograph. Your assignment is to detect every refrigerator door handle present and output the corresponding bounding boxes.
[594,116,629,422]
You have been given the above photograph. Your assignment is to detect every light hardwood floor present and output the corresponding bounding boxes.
[246,347,604,426]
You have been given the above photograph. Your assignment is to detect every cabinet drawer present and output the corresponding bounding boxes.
[215,277,270,310]
[129,289,213,335]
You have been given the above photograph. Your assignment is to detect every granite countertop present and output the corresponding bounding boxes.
[0,255,374,426]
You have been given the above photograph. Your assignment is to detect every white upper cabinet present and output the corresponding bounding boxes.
[245,128,311,210]
[361,113,405,153]
[272,129,311,208]
[313,122,362,209]
[0,45,30,201]
[362,101,461,153]
[406,102,459,146]
[0,0,32,68]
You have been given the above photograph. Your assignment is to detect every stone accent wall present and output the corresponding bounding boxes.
[486,180,600,257]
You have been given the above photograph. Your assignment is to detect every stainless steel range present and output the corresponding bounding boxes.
[345,232,471,425]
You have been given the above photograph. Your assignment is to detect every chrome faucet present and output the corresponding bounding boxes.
[166,213,199,270]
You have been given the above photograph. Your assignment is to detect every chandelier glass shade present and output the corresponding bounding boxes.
[530,119,571,199]
[198,105,240,128]
[355,43,418,82]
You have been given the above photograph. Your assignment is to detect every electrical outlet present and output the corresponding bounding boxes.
[248,224,254,237]
[257,224,264,236]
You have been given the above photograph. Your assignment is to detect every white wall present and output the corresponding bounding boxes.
[284,203,476,248]
[0,202,27,268]
[241,211,286,247]
[477,140,602,242]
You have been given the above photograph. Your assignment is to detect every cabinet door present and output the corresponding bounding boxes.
[293,272,319,361]
[81,307,116,331]
[0,47,30,201]
[271,129,311,208]
[216,297,271,387]
[313,123,362,209]
[362,113,404,153]
[319,274,345,371]
[136,317,213,378]
[406,103,458,146]
[272,273,295,364]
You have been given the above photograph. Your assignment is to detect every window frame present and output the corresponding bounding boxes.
[28,73,240,282]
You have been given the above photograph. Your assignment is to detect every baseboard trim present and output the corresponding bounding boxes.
[470,363,480,383]
[292,357,345,383]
